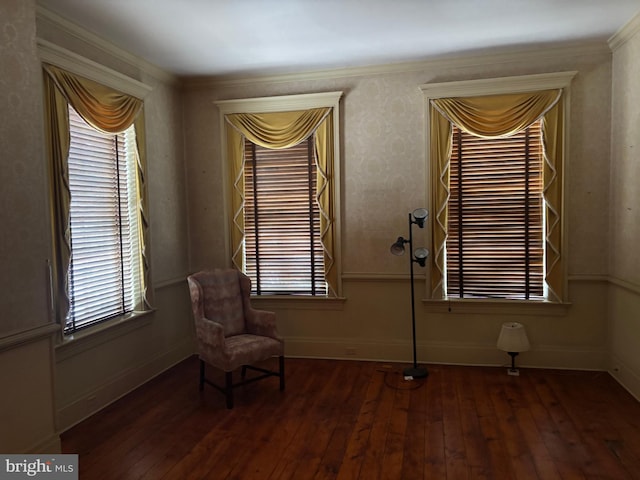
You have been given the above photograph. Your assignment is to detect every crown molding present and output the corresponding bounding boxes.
[183,42,609,89]
[420,71,577,98]
[609,10,640,51]
[215,91,343,114]
[36,5,178,85]
[33,4,617,89]
[38,39,152,99]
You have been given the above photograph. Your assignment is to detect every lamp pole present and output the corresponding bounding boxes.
[408,213,420,375]
[390,209,429,379]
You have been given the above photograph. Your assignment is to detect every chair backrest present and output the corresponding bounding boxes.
[187,269,247,337]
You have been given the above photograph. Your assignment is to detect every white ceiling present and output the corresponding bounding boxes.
[37,0,640,77]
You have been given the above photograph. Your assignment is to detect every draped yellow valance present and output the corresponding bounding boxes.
[225,107,338,296]
[226,109,330,149]
[44,64,143,133]
[43,64,150,327]
[430,90,565,302]
[431,90,561,138]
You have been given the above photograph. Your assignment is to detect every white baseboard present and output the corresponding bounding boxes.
[27,434,62,454]
[284,336,608,370]
[57,339,194,432]
[609,354,640,401]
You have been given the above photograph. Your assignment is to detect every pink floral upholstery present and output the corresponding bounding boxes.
[187,269,284,384]
[190,268,246,337]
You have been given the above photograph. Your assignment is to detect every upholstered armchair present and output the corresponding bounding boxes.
[187,269,285,408]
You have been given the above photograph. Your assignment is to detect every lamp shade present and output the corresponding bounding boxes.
[390,237,406,256]
[497,322,530,353]
[412,208,428,227]
[412,208,428,220]
[414,248,429,260]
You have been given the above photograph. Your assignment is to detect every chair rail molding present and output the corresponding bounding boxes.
[0,323,59,352]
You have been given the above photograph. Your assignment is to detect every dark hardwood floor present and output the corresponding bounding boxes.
[61,356,640,479]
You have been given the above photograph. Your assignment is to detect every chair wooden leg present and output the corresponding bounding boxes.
[279,355,285,391]
[199,359,205,391]
[225,371,234,409]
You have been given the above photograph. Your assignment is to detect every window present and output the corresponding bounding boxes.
[244,137,327,295]
[422,73,575,303]
[446,121,544,300]
[65,106,143,332]
[217,91,343,298]
[41,55,151,336]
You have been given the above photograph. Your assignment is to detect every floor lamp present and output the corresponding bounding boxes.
[390,208,429,379]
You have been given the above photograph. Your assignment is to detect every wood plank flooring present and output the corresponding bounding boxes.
[61,356,640,479]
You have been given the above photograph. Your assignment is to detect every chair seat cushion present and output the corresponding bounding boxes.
[222,334,284,371]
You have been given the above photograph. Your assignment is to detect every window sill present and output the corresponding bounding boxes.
[250,296,346,311]
[422,298,571,316]
[55,309,154,361]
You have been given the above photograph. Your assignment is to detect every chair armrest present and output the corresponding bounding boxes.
[245,308,282,341]
[195,317,237,371]
[195,316,225,347]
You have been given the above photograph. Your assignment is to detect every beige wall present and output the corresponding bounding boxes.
[0,0,59,453]
[184,47,614,371]
[0,1,50,334]
[0,1,194,452]
[609,14,640,399]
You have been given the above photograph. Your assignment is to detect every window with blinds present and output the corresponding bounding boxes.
[243,137,327,295]
[65,105,143,333]
[446,120,544,300]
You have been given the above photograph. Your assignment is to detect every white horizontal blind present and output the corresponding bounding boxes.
[65,105,142,332]
[244,137,327,295]
[446,120,544,300]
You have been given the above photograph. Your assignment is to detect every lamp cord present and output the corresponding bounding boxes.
[376,369,426,391]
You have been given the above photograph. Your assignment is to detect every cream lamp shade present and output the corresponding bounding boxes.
[497,322,530,353]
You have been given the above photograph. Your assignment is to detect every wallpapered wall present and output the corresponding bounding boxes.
[182,49,615,370]
[0,0,51,335]
[185,54,612,279]
[610,18,640,397]
[611,23,640,285]
[0,0,59,454]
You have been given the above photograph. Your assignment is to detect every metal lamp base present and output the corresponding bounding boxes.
[403,366,428,379]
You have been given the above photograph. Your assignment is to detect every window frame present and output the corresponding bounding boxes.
[65,106,143,333]
[216,92,344,299]
[39,39,154,341]
[421,72,576,305]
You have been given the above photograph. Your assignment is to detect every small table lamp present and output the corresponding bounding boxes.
[497,322,530,376]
